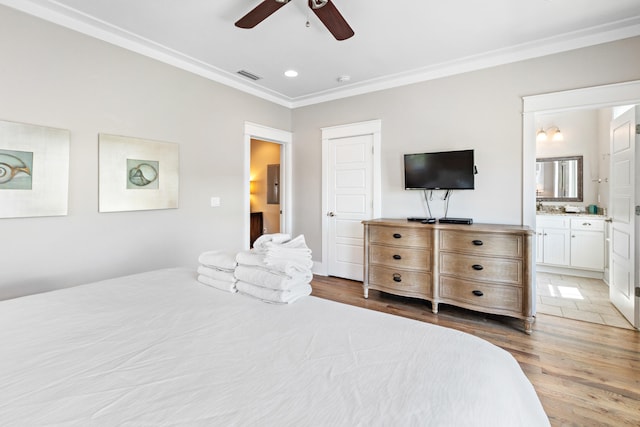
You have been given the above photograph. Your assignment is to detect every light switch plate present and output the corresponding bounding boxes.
[210,197,221,207]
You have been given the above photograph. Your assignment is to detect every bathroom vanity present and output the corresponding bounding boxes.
[535,213,607,278]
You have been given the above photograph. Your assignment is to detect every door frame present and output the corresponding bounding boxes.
[523,80,640,328]
[243,122,292,250]
[523,80,640,229]
[320,119,382,276]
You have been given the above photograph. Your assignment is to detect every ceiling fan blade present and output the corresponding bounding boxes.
[308,0,354,41]
[235,0,290,29]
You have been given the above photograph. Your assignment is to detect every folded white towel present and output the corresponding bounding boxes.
[197,275,238,293]
[198,250,238,270]
[236,280,311,304]
[235,250,268,268]
[234,265,311,291]
[263,257,313,274]
[197,265,237,283]
[237,250,311,275]
[265,234,309,250]
[253,233,291,252]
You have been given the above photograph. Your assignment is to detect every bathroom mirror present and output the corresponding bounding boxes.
[535,155,583,202]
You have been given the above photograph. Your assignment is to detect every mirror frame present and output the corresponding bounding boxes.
[535,155,583,202]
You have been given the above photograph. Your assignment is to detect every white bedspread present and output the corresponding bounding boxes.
[0,268,549,426]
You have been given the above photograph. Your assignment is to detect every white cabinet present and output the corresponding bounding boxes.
[536,215,605,272]
[569,218,605,270]
[536,216,570,266]
[543,228,571,265]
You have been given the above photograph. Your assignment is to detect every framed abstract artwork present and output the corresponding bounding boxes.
[0,120,70,218]
[99,133,179,212]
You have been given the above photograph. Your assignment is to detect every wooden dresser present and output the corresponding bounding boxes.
[363,219,534,334]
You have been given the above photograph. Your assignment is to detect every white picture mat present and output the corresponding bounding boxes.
[0,120,70,218]
[99,133,179,212]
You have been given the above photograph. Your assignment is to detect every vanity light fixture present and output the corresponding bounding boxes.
[536,126,564,142]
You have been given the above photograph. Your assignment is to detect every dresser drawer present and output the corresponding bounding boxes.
[369,245,431,271]
[369,265,432,297]
[369,226,432,248]
[439,230,523,258]
[439,253,522,285]
[440,276,522,312]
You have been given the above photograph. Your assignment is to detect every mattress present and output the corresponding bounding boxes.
[0,268,549,426]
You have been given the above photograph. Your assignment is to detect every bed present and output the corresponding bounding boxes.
[0,268,549,426]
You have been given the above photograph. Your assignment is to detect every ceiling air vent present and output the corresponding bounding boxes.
[237,70,262,81]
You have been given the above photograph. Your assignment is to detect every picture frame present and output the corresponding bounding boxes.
[0,120,70,219]
[99,133,179,212]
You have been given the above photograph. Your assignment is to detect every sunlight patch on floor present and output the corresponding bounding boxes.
[547,284,584,300]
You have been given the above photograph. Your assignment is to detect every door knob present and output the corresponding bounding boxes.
[327,212,335,217]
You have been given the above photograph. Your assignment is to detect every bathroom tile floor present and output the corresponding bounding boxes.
[536,272,634,330]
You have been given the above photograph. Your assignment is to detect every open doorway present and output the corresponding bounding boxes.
[243,122,292,251]
[523,81,640,330]
[250,139,281,247]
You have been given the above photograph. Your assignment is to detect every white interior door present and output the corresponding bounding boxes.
[326,135,373,281]
[609,106,638,328]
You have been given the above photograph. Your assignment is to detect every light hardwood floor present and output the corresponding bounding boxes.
[311,275,640,427]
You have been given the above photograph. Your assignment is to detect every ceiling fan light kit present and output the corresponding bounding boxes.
[235,0,354,41]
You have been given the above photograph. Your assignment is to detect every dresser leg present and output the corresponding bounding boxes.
[432,301,438,314]
[524,317,534,335]
[363,285,369,299]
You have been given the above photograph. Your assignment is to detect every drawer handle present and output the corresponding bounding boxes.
[393,233,402,239]
[392,273,402,282]
[393,254,402,260]
[583,222,591,226]
[472,264,484,271]
[472,290,484,297]
[472,240,483,246]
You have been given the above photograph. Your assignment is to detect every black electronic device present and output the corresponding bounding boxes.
[407,217,427,222]
[421,218,436,224]
[438,217,473,225]
[404,149,475,190]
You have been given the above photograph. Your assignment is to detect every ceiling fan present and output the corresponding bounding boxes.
[235,0,354,41]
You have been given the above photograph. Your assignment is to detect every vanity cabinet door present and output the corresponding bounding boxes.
[570,230,605,270]
[541,228,570,266]
[535,230,544,263]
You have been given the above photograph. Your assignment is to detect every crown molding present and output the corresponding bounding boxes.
[289,16,640,108]
[3,0,640,109]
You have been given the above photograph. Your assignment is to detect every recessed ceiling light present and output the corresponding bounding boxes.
[337,75,351,83]
[284,70,298,78]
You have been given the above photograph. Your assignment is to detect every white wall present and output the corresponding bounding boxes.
[597,108,613,211]
[0,6,291,299]
[535,109,600,207]
[2,5,640,295]
[292,36,640,261]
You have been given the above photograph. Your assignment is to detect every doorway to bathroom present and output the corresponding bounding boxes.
[523,81,640,330]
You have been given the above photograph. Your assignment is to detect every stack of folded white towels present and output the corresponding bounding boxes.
[234,233,313,304]
[197,250,238,293]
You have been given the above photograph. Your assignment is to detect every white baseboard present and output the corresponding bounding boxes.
[537,264,604,280]
[312,261,326,276]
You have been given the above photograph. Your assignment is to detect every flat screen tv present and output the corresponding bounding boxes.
[404,149,475,190]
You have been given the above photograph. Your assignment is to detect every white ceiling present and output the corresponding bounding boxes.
[4,0,640,107]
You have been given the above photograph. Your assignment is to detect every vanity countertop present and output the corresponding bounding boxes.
[536,212,608,218]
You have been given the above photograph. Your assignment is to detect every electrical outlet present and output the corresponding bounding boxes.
[210,197,221,207]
